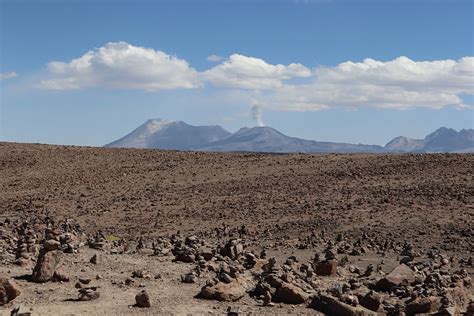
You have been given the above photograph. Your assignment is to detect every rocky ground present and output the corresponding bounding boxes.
[0,142,473,315]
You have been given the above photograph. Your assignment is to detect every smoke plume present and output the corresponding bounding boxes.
[251,104,264,127]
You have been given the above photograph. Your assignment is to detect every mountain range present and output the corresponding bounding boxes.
[105,119,474,153]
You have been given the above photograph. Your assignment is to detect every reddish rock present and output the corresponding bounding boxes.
[199,277,248,301]
[273,282,309,304]
[405,296,441,315]
[44,239,60,251]
[376,264,416,290]
[0,278,21,306]
[311,293,378,316]
[315,259,337,276]
[31,250,60,283]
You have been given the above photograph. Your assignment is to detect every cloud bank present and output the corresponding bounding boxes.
[203,54,311,89]
[263,56,474,111]
[39,42,199,91]
[38,42,474,111]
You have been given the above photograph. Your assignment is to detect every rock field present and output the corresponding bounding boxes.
[0,142,473,315]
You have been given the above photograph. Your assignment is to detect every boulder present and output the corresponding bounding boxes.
[273,282,309,304]
[31,250,60,283]
[198,247,215,261]
[405,296,441,315]
[135,290,151,307]
[315,259,338,276]
[359,291,382,312]
[0,278,21,306]
[311,293,378,316]
[199,277,248,301]
[221,239,243,260]
[376,264,415,290]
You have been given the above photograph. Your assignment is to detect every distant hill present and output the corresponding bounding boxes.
[384,127,474,153]
[199,126,383,153]
[106,119,474,153]
[104,119,231,150]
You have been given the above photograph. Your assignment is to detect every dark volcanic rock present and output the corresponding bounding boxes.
[0,278,21,306]
[135,290,151,307]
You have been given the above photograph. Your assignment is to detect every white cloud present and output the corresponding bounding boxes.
[1,72,18,80]
[36,42,473,111]
[39,42,199,91]
[258,56,474,111]
[207,54,224,62]
[203,54,312,89]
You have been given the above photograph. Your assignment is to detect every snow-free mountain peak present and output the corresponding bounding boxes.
[384,127,474,153]
[104,119,231,150]
[106,119,474,153]
[384,136,424,152]
[143,118,176,134]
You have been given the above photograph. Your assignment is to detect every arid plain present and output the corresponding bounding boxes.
[0,142,473,315]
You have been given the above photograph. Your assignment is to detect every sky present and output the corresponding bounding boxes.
[1,0,473,146]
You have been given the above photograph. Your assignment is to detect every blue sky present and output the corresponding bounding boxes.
[1,0,473,146]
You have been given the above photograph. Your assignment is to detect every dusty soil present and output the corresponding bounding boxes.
[0,142,473,315]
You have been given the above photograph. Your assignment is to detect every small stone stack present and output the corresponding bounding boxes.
[31,229,61,283]
[315,244,338,276]
[220,239,244,260]
[14,224,38,266]
[172,235,204,263]
[88,232,108,250]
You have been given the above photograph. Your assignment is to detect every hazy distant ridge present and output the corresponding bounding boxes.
[105,119,474,153]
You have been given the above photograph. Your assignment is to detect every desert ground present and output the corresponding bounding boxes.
[0,142,473,315]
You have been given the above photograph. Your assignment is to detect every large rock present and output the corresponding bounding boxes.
[311,294,378,316]
[376,264,416,290]
[221,239,244,260]
[405,296,441,315]
[199,277,248,301]
[359,291,382,312]
[31,250,60,283]
[0,278,21,306]
[315,259,338,276]
[135,290,151,307]
[273,282,309,304]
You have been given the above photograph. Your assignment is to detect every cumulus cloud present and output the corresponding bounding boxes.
[37,41,473,111]
[39,42,199,91]
[203,54,312,89]
[258,56,474,111]
[1,72,18,80]
[207,54,224,62]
